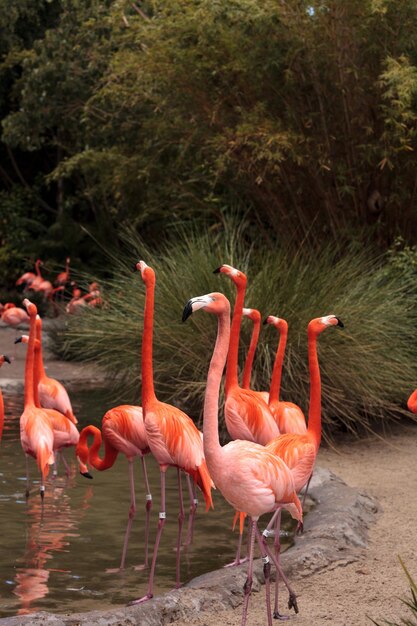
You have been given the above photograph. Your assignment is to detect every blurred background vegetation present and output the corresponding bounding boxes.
[2,0,417,436]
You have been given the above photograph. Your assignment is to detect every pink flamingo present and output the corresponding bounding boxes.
[265,316,307,434]
[264,314,343,618]
[214,265,279,445]
[183,291,302,626]
[407,388,417,413]
[241,307,270,404]
[55,257,70,287]
[19,299,55,498]
[1,303,30,328]
[0,354,11,441]
[16,317,77,424]
[76,405,153,570]
[128,261,213,605]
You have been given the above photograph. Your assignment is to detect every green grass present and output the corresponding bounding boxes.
[50,223,417,440]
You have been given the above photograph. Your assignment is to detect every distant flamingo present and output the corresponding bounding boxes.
[55,257,70,287]
[183,291,302,626]
[28,260,44,291]
[241,307,269,404]
[407,388,417,413]
[1,303,30,328]
[264,314,343,618]
[19,299,55,498]
[128,261,213,605]
[0,354,11,441]
[76,405,153,570]
[214,265,279,445]
[16,316,77,424]
[16,272,36,288]
[265,316,307,434]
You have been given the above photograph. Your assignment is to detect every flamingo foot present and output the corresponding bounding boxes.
[133,563,148,571]
[273,611,290,621]
[127,593,153,606]
[296,521,304,535]
[223,557,248,568]
[288,592,299,614]
[105,567,123,574]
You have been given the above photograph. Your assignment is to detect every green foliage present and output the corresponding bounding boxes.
[52,223,417,439]
[370,559,417,625]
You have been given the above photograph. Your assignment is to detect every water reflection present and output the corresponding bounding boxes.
[0,389,296,618]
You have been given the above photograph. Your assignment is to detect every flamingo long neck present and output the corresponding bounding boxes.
[24,312,37,408]
[142,276,157,407]
[33,345,41,408]
[225,282,246,394]
[65,258,70,274]
[35,260,42,277]
[203,308,230,476]
[307,329,321,450]
[80,426,118,471]
[242,317,260,389]
[269,324,288,402]
[36,326,46,380]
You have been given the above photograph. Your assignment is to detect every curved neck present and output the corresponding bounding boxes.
[225,282,246,393]
[36,326,46,380]
[24,312,37,407]
[307,330,321,449]
[35,261,42,277]
[142,277,157,406]
[65,259,70,273]
[269,325,288,402]
[242,318,260,389]
[203,308,230,473]
[79,426,119,470]
[33,345,41,408]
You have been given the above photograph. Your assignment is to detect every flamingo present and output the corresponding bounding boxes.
[16,271,36,288]
[19,299,55,498]
[27,260,44,291]
[183,291,302,626]
[214,265,279,445]
[15,316,77,424]
[128,261,213,605]
[76,405,153,570]
[263,314,343,618]
[241,307,270,404]
[0,354,11,441]
[265,316,307,435]
[1,303,30,328]
[55,257,70,287]
[407,388,417,413]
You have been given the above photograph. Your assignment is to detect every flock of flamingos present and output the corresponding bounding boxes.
[0,258,416,625]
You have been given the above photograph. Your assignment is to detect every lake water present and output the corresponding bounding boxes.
[0,388,295,618]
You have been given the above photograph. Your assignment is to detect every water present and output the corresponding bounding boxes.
[0,389,295,618]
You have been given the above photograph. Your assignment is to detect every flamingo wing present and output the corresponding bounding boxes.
[270,401,307,434]
[225,388,279,446]
[266,433,316,493]
[102,405,149,457]
[39,377,76,423]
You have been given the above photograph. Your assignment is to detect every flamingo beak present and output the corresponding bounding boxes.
[336,317,344,328]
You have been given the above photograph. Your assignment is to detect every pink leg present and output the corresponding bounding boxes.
[128,468,166,605]
[141,456,152,568]
[272,510,288,620]
[119,459,136,570]
[224,514,248,567]
[241,518,257,626]
[256,526,298,617]
[25,455,30,498]
[184,474,197,546]
[175,468,185,588]
[255,524,273,626]
[297,473,312,534]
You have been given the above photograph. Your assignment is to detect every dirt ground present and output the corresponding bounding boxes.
[173,422,417,626]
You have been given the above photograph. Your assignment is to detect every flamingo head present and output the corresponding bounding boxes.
[22,298,37,317]
[308,315,344,335]
[264,315,288,334]
[213,264,247,288]
[243,307,261,324]
[182,292,230,321]
[135,260,156,285]
[76,456,93,480]
[4,303,15,310]
[0,355,11,366]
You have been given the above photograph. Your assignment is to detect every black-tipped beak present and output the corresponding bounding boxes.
[3,355,11,364]
[182,300,193,323]
[80,471,93,480]
[213,267,221,274]
[131,262,138,272]
[14,337,22,345]
[263,318,268,325]
[336,317,344,328]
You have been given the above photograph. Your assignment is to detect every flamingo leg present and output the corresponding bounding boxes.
[256,526,298,617]
[241,518,256,626]
[175,468,185,588]
[184,474,197,546]
[60,451,71,477]
[141,456,152,568]
[272,510,288,620]
[128,468,166,605]
[297,473,312,534]
[255,522,273,626]
[25,455,30,498]
[224,513,248,567]
[119,459,136,570]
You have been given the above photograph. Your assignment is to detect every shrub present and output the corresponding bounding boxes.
[51,223,417,440]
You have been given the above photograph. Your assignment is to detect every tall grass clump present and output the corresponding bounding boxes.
[52,222,417,440]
